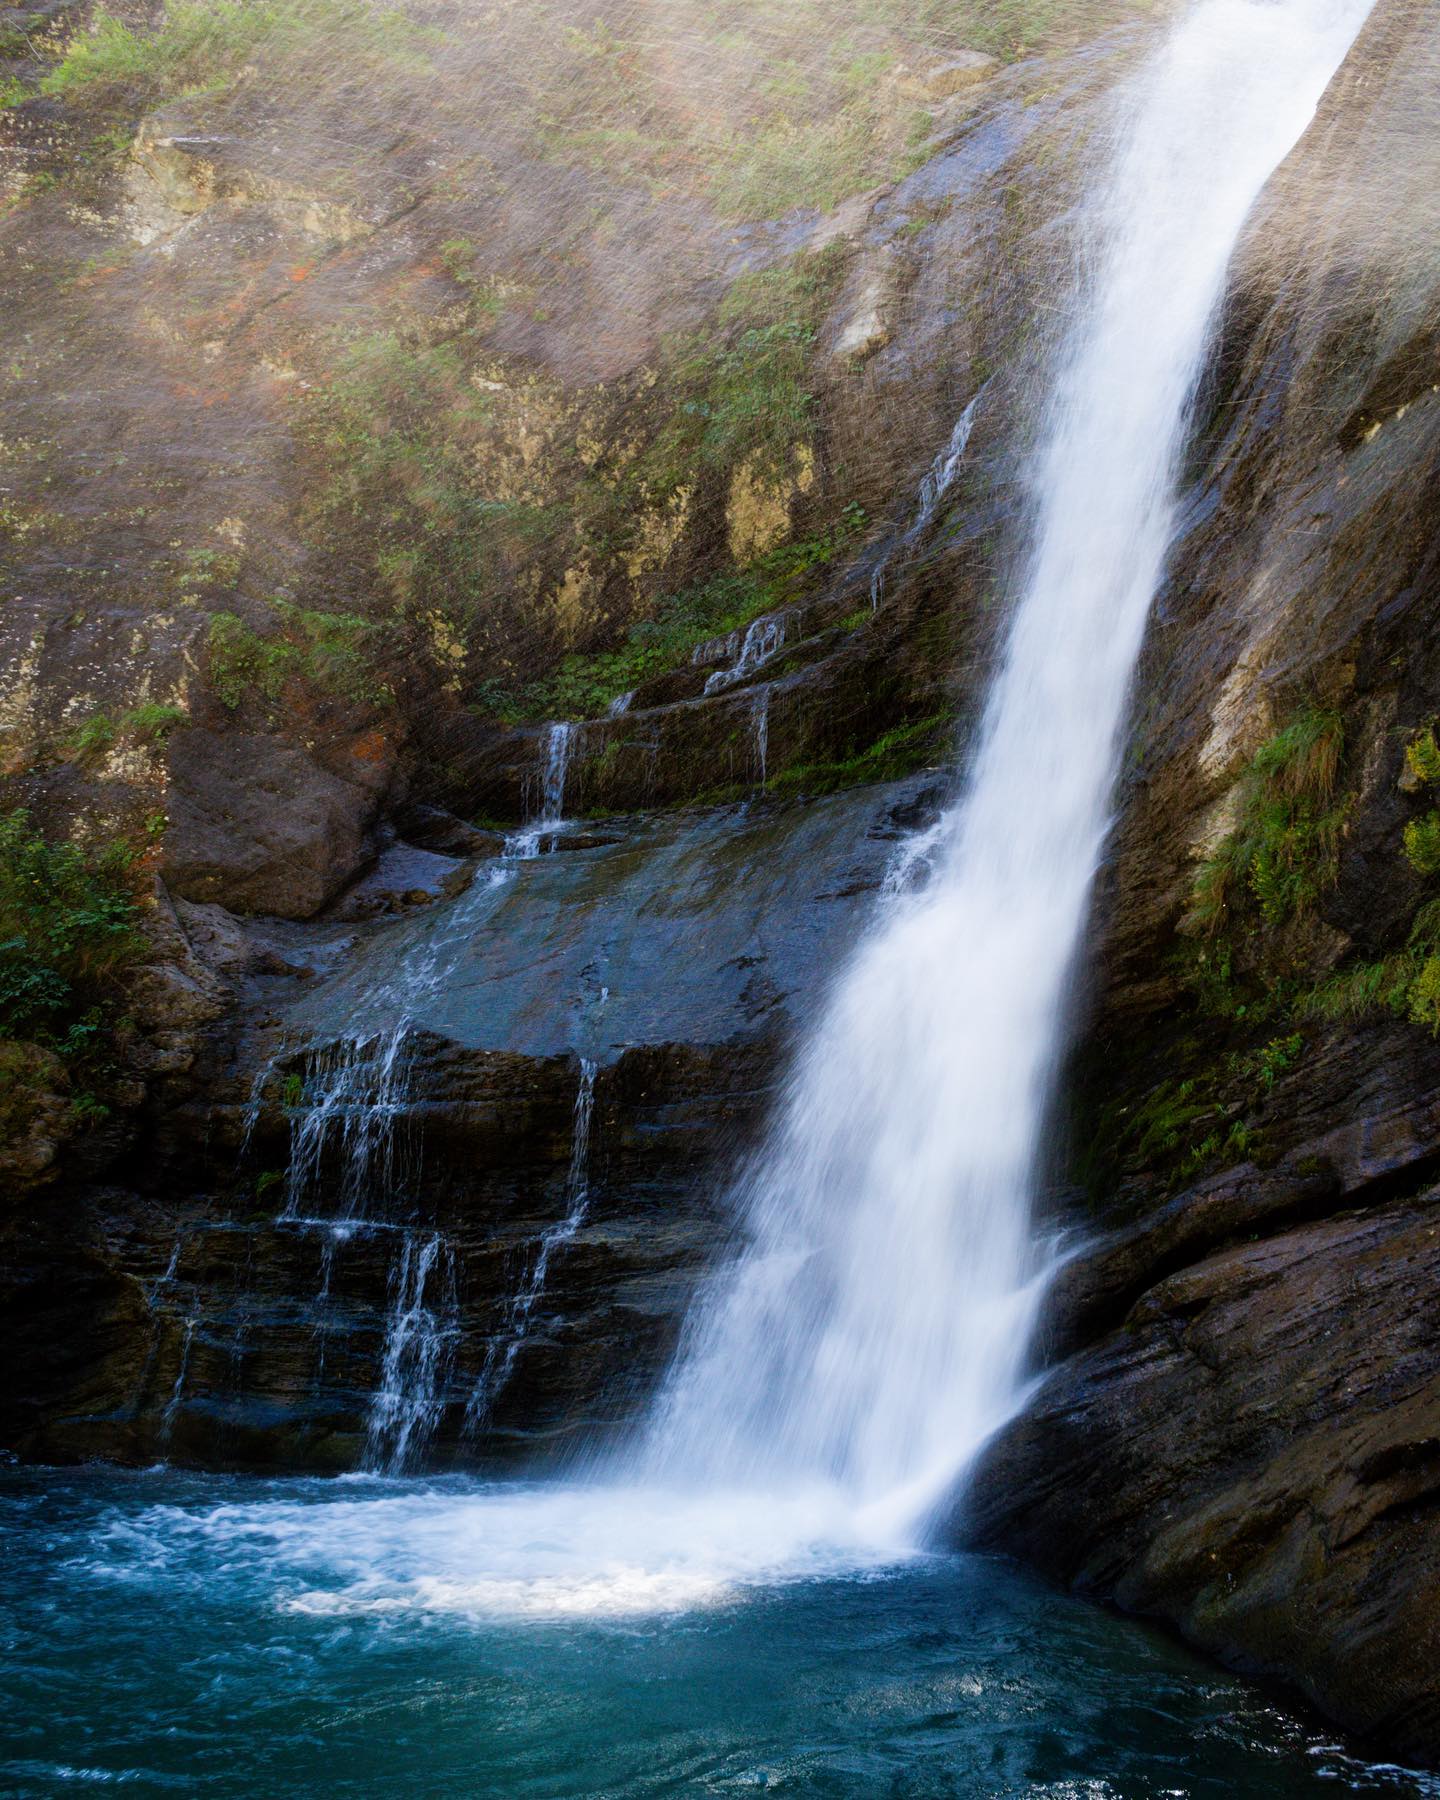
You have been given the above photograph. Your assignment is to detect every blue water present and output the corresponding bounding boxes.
[1,1467,1434,1799]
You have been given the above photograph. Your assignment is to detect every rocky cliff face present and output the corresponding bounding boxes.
[961,0,1440,1765]
[3,0,1440,1772]
[0,0,1134,1458]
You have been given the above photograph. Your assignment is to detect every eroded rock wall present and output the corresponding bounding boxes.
[963,0,1440,1763]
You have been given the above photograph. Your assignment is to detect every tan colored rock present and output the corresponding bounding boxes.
[835,265,895,362]
[726,446,816,563]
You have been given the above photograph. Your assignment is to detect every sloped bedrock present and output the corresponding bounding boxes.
[0,4,1121,924]
[265,776,946,1069]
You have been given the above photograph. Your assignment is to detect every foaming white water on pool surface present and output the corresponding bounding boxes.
[91,1479,919,1622]
[11,1465,1430,1798]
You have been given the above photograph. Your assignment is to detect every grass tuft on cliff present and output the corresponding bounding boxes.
[1188,707,1347,939]
[1299,727,1440,1034]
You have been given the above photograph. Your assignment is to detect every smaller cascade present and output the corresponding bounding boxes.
[507,721,577,860]
[149,1231,184,1297]
[158,1316,196,1446]
[237,717,594,1471]
[465,1058,598,1433]
[704,613,789,697]
[364,1231,460,1473]
[606,691,634,718]
[913,391,982,537]
[282,1030,414,1224]
[542,720,573,819]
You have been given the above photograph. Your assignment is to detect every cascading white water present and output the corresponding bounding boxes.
[644,0,1376,1531]
[505,721,575,860]
[364,1231,459,1471]
[250,719,584,1473]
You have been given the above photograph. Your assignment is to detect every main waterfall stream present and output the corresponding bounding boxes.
[9,2,1425,1794]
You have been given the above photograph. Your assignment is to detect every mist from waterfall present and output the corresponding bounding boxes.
[641,0,1376,1533]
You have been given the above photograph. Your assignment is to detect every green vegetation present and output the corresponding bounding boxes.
[652,247,850,486]
[304,245,852,709]
[207,603,386,713]
[767,711,951,795]
[1149,710,1440,1198]
[123,702,188,743]
[65,702,188,760]
[1296,914,1440,1034]
[1102,1031,1309,1193]
[37,0,433,105]
[1294,724,1440,1034]
[304,329,551,677]
[502,510,866,723]
[1404,811,1440,877]
[0,810,142,1061]
[532,0,1153,220]
[1188,708,1346,938]
[1405,726,1440,787]
[67,714,117,758]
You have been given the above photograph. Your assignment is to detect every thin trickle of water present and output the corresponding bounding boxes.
[466,1058,599,1433]
[607,691,635,718]
[868,388,984,615]
[643,0,1375,1539]
[752,688,771,789]
[146,1232,184,1298]
[364,1232,459,1473]
[158,1318,196,1445]
[912,390,983,539]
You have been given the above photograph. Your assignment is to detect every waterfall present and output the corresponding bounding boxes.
[642,0,1375,1530]
[752,688,771,789]
[235,716,589,1473]
[705,614,790,696]
[142,0,1382,1637]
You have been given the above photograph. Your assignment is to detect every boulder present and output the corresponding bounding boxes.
[163,728,381,918]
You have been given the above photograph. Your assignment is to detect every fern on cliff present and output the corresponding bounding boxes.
[0,810,142,1048]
